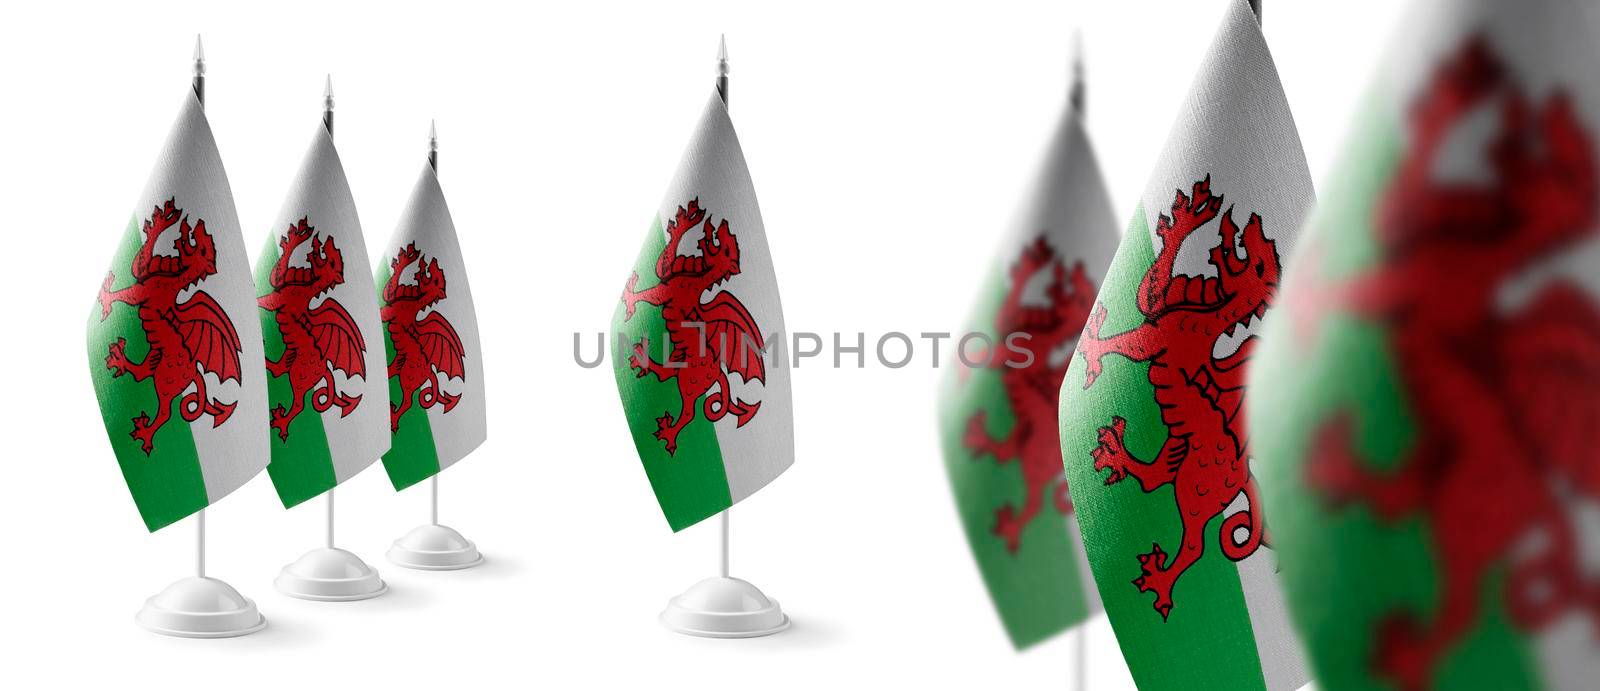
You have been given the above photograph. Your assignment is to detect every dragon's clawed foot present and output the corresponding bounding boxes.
[1132,542,1175,620]
[622,273,641,319]
[98,273,117,319]
[270,406,291,441]
[129,413,157,455]
[992,504,1023,554]
[1306,416,1364,508]
[1079,304,1109,388]
[962,412,996,457]
[1092,417,1133,485]
[1374,613,1431,691]
[629,339,651,378]
[653,413,679,455]
[106,337,133,377]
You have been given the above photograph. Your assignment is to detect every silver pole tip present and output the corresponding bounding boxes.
[429,120,438,150]
[323,74,334,109]
[717,34,729,74]
[192,35,206,76]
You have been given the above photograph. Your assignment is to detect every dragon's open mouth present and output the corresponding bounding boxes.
[1213,300,1270,360]
[389,271,443,308]
[135,229,194,283]
[279,250,334,296]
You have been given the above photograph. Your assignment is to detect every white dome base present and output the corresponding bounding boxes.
[136,576,267,638]
[660,577,790,638]
[387,524,484,571]
[274,547,387,601]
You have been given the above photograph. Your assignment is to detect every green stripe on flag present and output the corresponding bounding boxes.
[378,259,442,491]
[1252,100,1540,691]
[1061,206,1265,689]
[613,216,731,532]
[256,234,337,508]
[941,264,1090,648]
[89,216,211,532]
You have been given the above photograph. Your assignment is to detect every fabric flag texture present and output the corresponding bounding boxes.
[1057,0,1313,688]
[1249,1,1600,689]
[938,97,1118,649]
[254,124,389,509]
[376,163,487,491]
[612,90,794,532]
[88,89,270,532]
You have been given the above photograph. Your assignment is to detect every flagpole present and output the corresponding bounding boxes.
[1074,626,1088,691]
[1069,34,1089,691]
[322,74,337,552]
[271,74,388,600]
[428,119,440,529]
[715,33,732,581]
[192,34,209,581]
[382,119,483,571]
[657,35,789,637]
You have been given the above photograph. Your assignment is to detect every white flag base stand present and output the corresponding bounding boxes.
[274,547,388,601]
[387,476,482,570]
[387,524,483,570]
[275,491,386,601]
[659,511,788,638]
[659,576,790,638]
[136,576,267,638]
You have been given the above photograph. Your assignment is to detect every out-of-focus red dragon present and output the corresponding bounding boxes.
[97,199,243,454]
[381,243,466,433]
[1299,37,1600,691]
[1076,175,1281,620]
[257,218,367,441]
[622,200,765,455]
[963,237,1096,552]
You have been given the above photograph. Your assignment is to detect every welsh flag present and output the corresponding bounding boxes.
[88,89,270,532]
[254,123,389,508]
[376,160,487,491]
[938,92,1118,648]
[1250,1,1600,689]
[612,90,794,532]
[1057,0,1314,687]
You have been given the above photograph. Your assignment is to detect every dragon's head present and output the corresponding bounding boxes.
[657,199,742,287]
[132,198,218,291]
[1379,36,1597,260]
[271,218,345,295]
[995,238,1094,355]
[383,243,447,310]
[1210,210,1281,329]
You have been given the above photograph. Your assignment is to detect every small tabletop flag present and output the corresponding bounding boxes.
[1250,1,1600,689]
[1057,0,1314,688]
[938,94,1118,648]
[255,124,389,508]
[376,162,487,490]
[88,89,270,532]
[612,90,794,532]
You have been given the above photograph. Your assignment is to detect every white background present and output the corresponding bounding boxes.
[1,1,1407,688]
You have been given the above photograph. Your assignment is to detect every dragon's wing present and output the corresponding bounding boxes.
[701,291,766,384]
[176,290,244,383]
[417,312,466,380]
[1500,282,1600,495]
[309,299,368,378]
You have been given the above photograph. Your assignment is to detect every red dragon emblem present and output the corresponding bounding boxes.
[1076,176,1280,620]
[97,199,244,454]
[963,237,1096,552]
[381,243,466,433]
[621,200,765,455]
[257,218,367,441]
[1299,37,1600,691]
